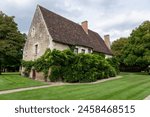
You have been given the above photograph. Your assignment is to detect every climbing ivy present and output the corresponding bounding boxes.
[21,60,34,77]
[22,49,118,82]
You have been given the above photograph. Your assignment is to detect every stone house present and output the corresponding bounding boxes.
[23,5,112,81]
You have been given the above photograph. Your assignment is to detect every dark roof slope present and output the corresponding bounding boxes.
[39,5,112,55]
[88,30,112,55]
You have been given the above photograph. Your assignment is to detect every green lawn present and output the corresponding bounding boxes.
[0,73,47,91]
[0,72,150,100]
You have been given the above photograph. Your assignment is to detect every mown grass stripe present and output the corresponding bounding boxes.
[0,72,150,100]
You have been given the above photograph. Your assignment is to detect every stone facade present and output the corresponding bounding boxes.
[52,42,69,51]
[23,6,50,61]
[22,6,49,81]
[22,6,69,81]
[105,54,112,58]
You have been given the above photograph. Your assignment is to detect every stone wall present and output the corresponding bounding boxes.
[52,41,69,51]
[105,54,112,58]
[23,6,50,61]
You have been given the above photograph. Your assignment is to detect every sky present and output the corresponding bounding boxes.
[0,0,150,42]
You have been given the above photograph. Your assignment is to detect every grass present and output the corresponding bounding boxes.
[0,73,47,91]
[0,72,150,100]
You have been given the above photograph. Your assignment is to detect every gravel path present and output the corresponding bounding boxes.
[0,76,121,95]
[144,95,150,100]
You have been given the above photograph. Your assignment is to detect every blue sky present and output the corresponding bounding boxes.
[0,0,150,42]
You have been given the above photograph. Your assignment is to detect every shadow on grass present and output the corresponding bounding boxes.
[120,72,149,75]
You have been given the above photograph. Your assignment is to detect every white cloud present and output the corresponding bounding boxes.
[85,9,150,41]
[0,0,150,42]
[5,0,32,7]
[108,29,131,42]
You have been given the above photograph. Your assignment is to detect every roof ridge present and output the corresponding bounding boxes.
[38,5,82,27]
[38,5,98,34]
[38,5,107,42]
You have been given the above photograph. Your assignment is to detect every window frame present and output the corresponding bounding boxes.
[74,48,78,54]
[88,48,91,53]
[35,44,38,55]
[81,49,85,53]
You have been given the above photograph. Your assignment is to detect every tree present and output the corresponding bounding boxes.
[0,12,25,74]
[122,21,150,71]
[111,37,128,58]
[111,37,128,71]
[111,21,150,72]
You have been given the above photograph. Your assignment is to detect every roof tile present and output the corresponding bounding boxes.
[39,5,112,55]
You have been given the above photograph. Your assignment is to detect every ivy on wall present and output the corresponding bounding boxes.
[22,49,118,82]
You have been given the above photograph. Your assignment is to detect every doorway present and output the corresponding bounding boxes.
[32,69,36,79]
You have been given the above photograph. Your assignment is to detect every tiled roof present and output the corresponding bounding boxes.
[39,5,112,55]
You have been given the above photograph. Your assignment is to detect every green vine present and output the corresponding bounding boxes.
[22,49,118,82]
[21,60,34,77]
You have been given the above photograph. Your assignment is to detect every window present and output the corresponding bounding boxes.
[74,48,78,54]
[81,49,85,53]
[35,44,38,55]
[88,49,91,53]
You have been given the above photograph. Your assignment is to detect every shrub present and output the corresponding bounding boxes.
[147,65,150,75]
[50,51,117,82]
[21,60,34,76]
[107,57,120,74]
[23,49,117,83]
[61,54,98,82]
[62,65,80,82]
[33,49,52,80]
[22,49,52,80]
[107,65,117,77]
[49,66,62,82]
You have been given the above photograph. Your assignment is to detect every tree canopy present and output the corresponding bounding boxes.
[111,37,128,58]
[0,12,25,74]
[111,21,150,72]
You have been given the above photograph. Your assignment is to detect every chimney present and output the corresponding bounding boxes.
[81,21,88,34]
[104,35,111,49]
